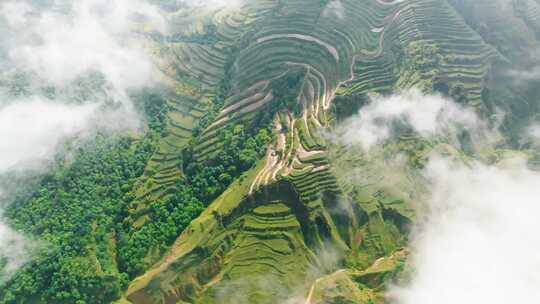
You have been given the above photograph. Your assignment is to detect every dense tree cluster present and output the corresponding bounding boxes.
[0,63,273,303]
[0,92,167,303]
[0,134,155,304]
[270,70,306,116]
[187,124,272,202]
[118,184,204,275]
[119,122,272,276]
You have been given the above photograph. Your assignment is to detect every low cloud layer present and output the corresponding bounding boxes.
[529,125,540,140]
[0,217,37,281]
[323,0,345,19]
[332,90,540,303]
[391,156,540,304]
[1,0,165,100]
[332,90,484,151]
[0,0,166,280]
[179,0,244,10]
[0,99,97,172]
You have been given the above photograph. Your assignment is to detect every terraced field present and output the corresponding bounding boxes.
[3,1,540,303]
[118,0,539,303]
[126,0,281,225]
[133,0,501,220]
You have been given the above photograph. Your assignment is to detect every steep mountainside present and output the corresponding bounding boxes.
[2,0,540,303]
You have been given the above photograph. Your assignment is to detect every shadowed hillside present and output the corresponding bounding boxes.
[1,0,540,303]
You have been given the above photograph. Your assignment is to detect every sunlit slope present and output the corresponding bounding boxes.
[4,0,540,303]
[121,1,280,270]
[119,0,520,303]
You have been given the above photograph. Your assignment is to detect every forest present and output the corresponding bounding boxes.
[0,91,271,303]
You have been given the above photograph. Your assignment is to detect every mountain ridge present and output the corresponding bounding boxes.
[1,0,540,303]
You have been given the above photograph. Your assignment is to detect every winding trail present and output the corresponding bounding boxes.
[303,250,406,304]
[337,4,406,109]
[304,269,347,304]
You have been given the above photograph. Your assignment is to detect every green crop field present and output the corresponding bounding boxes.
[1,0,540,303]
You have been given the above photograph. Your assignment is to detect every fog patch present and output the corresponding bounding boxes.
[507,66,540,82]
[0,0,167,278]
[332,90,486,151]
[0,1,32,28]
[0,218,38,282]
[529,124,540,140]
[0,99,99,172]
[330,90,540,303]
[323,0,344,20]
[216,277,289,304]
[179,0,244,11]
[390,155,540,304]
[2,0,166,100]
[210,245,342,304]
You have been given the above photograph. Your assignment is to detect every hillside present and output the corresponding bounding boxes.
[1,0,540,303]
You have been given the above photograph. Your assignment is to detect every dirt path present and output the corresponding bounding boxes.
[304,269,347,304]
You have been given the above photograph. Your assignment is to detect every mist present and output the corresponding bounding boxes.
[0,0,166,279]
[0,99,97,172]
[178,0,244,10]
[331,90,540,303]
[332,90,488,151]
[323,0,344,20]
[529,125,540,140]
[392,155,540,304]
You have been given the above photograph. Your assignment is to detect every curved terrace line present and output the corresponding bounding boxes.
[257,34,340,62]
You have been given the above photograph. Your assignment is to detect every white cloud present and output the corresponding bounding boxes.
[331,90,540,304]
[506,66,540,83]
[0,96,107,281]
[0,0,167,279]
[0,1,31,28]
[179,0,244,10]
[0,98,98,173]
[0,217,37,282]
[529,124,540,140]
[332,90,483,151]
[391,155,540,304]
[3,0,166,99]
[323,0,345,19]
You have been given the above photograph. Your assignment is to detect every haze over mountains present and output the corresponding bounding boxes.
[0,0,539,303]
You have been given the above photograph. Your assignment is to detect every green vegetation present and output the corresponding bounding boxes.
[3,0,540,303]
[1,134,156,304]
[0,82,273,301]
[167,23,219,44]
[120,122,272,276]
[187,124,272,201]
[269,70,306,115]
[0,91,169,303]
[118,183,204,276]
[396,41,444,91]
